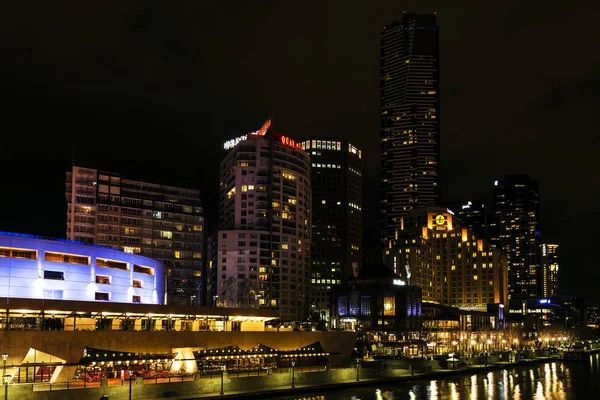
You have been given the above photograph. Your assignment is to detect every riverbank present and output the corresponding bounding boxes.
[175,355,573,400]
[10,349,599,399]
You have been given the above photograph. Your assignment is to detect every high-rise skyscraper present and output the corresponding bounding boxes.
[540,243,559,298]
[380,13,441,244]
[442,200,487,240]
[299,138,363,318]
[218,122,312,321]
[66,166,204,305]
[491,175,540,306]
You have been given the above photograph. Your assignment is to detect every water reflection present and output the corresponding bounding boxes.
[271,355,600,400]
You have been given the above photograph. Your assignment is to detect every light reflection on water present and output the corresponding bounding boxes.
[271,354,600,400]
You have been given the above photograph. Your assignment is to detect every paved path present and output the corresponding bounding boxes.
[155,357,561,400]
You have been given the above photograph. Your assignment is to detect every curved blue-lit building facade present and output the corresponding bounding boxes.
[0,232,165,304]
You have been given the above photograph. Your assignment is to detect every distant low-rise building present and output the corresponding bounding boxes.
[330,263,422,336]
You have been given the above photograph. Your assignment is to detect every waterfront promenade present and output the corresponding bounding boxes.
[8,349,596,399]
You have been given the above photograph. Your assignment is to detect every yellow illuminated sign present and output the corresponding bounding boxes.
[435,215,446,225]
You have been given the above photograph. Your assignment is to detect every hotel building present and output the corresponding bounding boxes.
[540,243,559,298]
[491,175,540,305]
[66,166,204,306]
[383,207,508,309]
[299,138,363,317]
[380,13,441,244]
[218,122,312,321]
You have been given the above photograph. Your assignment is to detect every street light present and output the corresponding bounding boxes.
[291,361,296,388]
[2,353,8,400]
[213,295,219,306]
[356,358,360,382]
[128,365,134,400]
[220,365,226,395]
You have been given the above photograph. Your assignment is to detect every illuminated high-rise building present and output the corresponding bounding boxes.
[66,166,204,306]
[218,121,312,321]
[442,200,487,241]
[383,207,508,309]
[491,175,540,305]
[299,138,363,317]
[380,13,441,244]
[540,243,559,298]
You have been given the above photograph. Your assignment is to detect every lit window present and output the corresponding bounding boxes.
[383,297,395,316]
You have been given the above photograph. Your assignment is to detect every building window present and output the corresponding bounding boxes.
[95,292,110,301]
[43,270,65,280]
[0,247,37,260]
[45,252,89,265]
[383,296,395,316]
[95,275,111,285]
[132,295,141,303]
[43,289,63,299]
[133,265,154,275]
[338,297,348,316]
[133,279,143,288]
[96,258,128,270]
[361,296,371,316]
[350,293,360,316]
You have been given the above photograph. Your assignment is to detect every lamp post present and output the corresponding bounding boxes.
[1,353,7,379]
[220,365,226,395]
[355,358,360,382]
[2,353,8,400]
[2,375,8,400]
[290,361,295,388]
[128,365,133,400]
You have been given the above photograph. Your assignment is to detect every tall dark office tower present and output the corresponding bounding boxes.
[442,200,487,240]
[380,13,440,244]
[492,175,540,306]
[299,139,363,319]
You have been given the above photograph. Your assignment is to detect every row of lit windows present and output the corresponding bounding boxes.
[302,140,342,152]
[311,163,341,169]
[0,247,154,275]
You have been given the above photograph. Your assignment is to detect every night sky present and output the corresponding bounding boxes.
[0,2,598,302]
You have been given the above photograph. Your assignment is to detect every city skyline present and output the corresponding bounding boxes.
[0,2,598,303]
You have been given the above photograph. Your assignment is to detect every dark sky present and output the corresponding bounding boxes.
[0,1,598,302]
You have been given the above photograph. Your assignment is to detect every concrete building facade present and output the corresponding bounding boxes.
[218,125,312,321]
[0,232,165,304]
[66,166,204,306]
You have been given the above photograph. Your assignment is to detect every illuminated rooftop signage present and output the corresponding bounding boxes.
[393,279,406,286]
[223,118,272,150]
[279,135,301,149]
[223,135,248,150]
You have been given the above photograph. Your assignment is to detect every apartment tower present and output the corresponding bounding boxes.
[218,121,312,321]
[66,166,204,306]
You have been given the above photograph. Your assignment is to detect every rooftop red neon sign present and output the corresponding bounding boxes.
[280,135,301,149]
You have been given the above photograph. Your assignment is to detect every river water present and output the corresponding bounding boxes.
[270,353,600,400]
